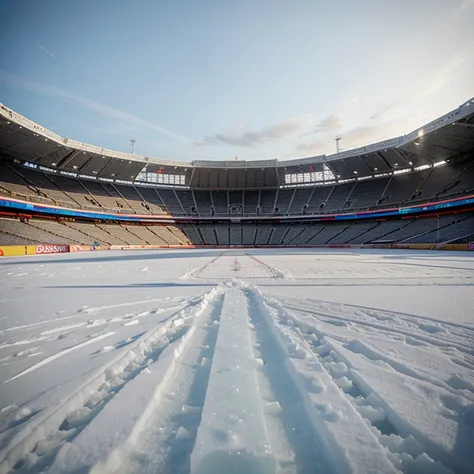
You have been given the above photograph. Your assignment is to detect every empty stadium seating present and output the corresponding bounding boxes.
[1,152,473,249]
[1,210,472,247]
[0,218,189,246]
[1,159,473,218]
[167,212,474,246]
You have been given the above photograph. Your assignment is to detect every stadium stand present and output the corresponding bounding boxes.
[162,212,474,246]
[1,99,473,248]
[2,158,474,218]
[134,188,167,214]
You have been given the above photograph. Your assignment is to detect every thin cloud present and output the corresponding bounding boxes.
[457,0,474,13]
[299,113,343,139]
[0,70,189,142]
[370,45,474,122]
[38,44,60,62]
[196,116,313,147]
[315,114,342,133]
[296,140,327,155]
[297,119,402,157]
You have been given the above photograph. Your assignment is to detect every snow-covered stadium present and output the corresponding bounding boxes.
[0,99,473,474]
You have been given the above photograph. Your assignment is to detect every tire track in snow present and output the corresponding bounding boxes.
[0,296,188,337]
[262,295,455,473]
[3,332,116,383]
[306,298,474,333]
[120,291,225,474]
[245,289,333,473]
[0,297,207,474]
[301,333,456,474]
[189,286,277,474]
[280,300,474,357]
[245,287,398,474]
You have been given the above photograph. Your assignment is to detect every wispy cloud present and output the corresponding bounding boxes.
[370,44,474,122]
[196,115,313,147]
[299,113,342,139]
[38,44,60,62]
[0,70,189,142]
[297,118,403,157]
[296,140,327,155]
[315,114,342,134]
[457,0,474,13]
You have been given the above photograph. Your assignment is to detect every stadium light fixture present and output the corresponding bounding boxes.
[409,161,413,165]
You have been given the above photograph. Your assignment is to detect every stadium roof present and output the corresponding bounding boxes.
[1,99,473,189]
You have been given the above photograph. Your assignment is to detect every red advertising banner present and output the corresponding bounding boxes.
[36,244,69,254]
[468,243,474,251]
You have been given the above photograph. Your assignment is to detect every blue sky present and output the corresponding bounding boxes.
[0,0,473,162]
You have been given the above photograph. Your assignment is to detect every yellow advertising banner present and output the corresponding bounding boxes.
[0,245,37,257]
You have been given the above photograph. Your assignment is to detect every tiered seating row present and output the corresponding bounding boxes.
[0,218,189,246]
[0,212,472,248]
[1,159,473,217]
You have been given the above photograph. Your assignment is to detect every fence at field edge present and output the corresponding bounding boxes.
[109,243,472,251]
[0,244,110,257]
[0,242,472,257]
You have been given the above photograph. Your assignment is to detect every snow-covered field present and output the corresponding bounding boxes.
[0,248,473,474]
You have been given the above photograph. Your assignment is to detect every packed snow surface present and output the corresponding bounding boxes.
[0,248,473,474]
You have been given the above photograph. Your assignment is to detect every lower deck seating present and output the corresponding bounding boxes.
[0,212,472,248]
[0,218,71,244]
[0,219,190,246]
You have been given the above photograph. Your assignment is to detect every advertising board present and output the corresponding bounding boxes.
[35,244,69,254]
[0,245,37,256]
[69,245,92,252]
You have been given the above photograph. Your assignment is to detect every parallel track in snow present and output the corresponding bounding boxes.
[105,285,404,474]
[3,278,469,473]
[118,291,226,474]
[262,294,462,473]
[279,299,474,357]
[117,286,338,474]
[245,289,333,473]
[0,297,208,474]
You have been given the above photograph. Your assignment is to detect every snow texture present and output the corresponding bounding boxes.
[0,248,473,474]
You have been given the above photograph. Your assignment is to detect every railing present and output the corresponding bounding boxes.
[0,104,187,167]
[3,96,472,173]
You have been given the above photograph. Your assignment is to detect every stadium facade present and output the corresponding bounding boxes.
[0,99,473,251]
